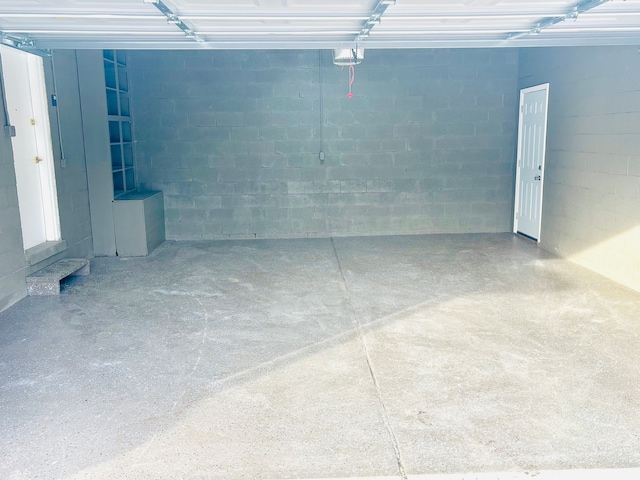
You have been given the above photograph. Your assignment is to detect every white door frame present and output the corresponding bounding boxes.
[513,83,549,242]
[28,53,61,244]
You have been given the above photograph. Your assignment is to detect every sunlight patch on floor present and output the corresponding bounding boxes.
[568,224,640,293]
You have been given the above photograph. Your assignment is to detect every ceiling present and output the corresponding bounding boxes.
[1,0,640,51]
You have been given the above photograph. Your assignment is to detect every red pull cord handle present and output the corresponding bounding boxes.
[347,57,355,98]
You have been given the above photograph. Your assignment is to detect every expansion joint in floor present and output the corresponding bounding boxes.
[330,238,408,480]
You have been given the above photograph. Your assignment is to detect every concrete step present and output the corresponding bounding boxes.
[26,258,90,296]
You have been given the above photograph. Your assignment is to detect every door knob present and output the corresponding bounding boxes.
[534,175,541,181]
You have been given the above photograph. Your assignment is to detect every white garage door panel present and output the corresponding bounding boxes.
[0,0,151,14]
[2,0,640,49]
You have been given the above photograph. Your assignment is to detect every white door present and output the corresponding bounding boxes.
[513,83,549,241]
[1,45,60,250]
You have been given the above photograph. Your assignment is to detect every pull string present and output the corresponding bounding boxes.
[50,52,66,168]
[318,50,324,157]
[347,49,355,98]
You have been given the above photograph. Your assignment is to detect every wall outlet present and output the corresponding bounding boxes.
[4,125,16,138]
[319,151,325,164]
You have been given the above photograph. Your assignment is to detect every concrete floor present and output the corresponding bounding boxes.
[1,233,640,480]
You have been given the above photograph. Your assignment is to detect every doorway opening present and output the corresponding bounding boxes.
[513,83,549,242]
[1,45,61,254]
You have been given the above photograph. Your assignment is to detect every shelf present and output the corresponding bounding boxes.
[113,191,165,257]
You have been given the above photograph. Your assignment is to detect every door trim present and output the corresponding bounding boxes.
[513,83,550,242]
[29,52,61,244]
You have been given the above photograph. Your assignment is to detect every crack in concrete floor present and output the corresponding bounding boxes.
[332,236,408,480]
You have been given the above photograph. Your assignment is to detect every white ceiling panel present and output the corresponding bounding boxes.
[1,0,639,50]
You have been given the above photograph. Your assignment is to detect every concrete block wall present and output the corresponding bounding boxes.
[519,46,640,291]
[129,49,519,240]
[0,94,24,312]
[0,50,94,311]
[74,50,117,256]
[48,51,94,259]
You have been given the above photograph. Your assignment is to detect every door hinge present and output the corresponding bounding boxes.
[30,118,36,126]
[34,156,42,164]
